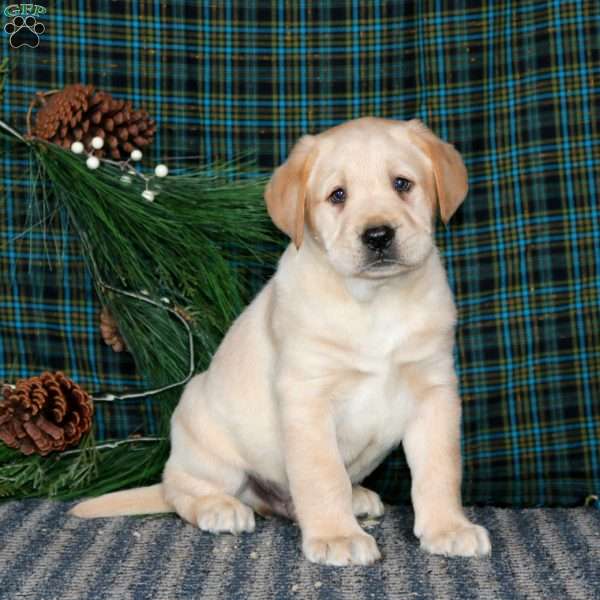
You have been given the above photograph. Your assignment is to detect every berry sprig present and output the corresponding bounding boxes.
[70,136,169,202]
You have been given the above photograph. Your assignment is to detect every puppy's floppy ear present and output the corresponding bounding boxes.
[265,135,317,248]
[407,119,468,224]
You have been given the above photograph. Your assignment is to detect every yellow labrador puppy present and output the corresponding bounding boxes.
[71,117,491,565]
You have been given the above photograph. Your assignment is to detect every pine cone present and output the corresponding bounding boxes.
[31,83,156,160]
[0,372,93,456]
[100,306,127,352]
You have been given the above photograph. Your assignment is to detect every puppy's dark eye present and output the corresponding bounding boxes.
[329,187,346,204]
[393,177,412,193]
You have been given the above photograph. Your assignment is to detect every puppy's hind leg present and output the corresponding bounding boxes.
[163,467,255,535]
[165,372,258,534]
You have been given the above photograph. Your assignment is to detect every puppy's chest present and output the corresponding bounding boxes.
[334,338,415,430]
[327,306,438,474]
[338,301,432,369]
[334,370,414,481]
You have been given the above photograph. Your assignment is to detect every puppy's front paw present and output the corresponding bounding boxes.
[303,531,381,566]
[352,485,384,518]
[195,495,255,534]
[419,522,491,557]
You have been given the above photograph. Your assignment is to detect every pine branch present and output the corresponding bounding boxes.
[0,138,284,499]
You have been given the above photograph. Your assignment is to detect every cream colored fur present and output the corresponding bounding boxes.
[71,117,491,565]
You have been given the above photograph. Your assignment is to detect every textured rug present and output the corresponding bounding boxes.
[0,501,598,600]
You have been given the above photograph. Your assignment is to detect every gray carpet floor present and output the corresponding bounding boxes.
[0,500,598,600]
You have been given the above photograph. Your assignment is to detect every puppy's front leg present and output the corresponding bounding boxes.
[280,384,381,566]
[402,383,491,557]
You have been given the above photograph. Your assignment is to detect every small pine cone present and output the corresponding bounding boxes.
[100,307,127,353]
[31,83,156,160]
[0,372,93,456]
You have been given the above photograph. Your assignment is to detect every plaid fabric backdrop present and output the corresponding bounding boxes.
[1,0,598,506]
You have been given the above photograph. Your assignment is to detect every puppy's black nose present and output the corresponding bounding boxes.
[361,225,395,251]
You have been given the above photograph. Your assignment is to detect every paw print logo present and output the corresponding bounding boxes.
[4,16,45,48]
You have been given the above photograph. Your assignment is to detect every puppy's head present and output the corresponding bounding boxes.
[265,117,468,278]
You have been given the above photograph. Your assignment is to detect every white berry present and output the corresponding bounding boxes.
[70,141,84,154]
[154,164,168,178]
[120,174,132,184]
[91,136,105,150]
[142,189,156,202]
[86,156,100,170]
[130,149,143,161]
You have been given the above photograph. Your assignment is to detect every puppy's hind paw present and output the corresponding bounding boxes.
[352,485,384,518]
[195,495,255,534]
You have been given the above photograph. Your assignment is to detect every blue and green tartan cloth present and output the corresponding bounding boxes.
[1,1,599,507]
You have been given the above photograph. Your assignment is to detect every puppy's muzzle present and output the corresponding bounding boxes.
[361,225,395,252]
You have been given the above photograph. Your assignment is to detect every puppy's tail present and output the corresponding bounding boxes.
[69,484,173,518]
